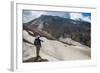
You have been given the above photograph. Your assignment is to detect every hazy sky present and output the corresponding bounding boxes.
[23,10,91,23]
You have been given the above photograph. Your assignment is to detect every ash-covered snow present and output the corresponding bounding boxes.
[23,30,91,62]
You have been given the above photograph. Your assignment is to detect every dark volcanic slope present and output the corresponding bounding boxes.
[23,15,91,47]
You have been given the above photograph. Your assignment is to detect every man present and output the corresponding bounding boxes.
[34,35,43,61]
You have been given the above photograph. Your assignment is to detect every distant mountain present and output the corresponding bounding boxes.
[23,15,91,47]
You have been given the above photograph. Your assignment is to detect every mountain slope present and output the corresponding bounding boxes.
[23,30,91,62]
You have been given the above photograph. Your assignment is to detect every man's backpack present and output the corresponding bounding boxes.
[34,39,41,46]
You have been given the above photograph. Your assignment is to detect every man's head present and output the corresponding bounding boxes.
[35,35,40,39]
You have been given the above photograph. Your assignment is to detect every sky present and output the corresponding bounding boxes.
[23,10,91,23]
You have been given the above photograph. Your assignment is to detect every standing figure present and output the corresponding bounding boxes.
[34,35,43,60]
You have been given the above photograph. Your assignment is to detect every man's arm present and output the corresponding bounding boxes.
[40,39,43,42]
